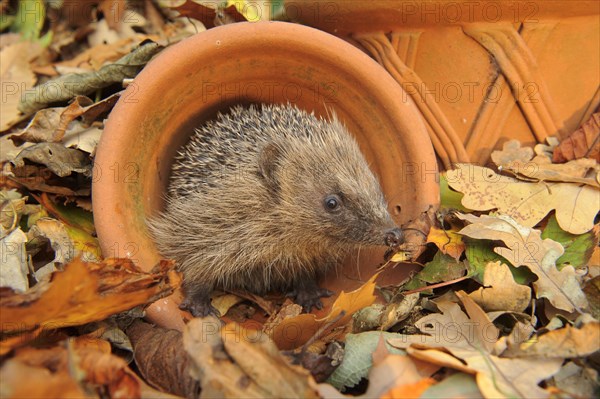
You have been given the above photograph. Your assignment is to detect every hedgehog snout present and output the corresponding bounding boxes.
[384,227,404,247]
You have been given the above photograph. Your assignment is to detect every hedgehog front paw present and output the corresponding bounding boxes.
[180,290,220,318]
[288,284,334,313]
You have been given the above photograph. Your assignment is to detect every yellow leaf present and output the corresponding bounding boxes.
[427,226,465,260]
[228,0,266,21]
[390,251,410,262]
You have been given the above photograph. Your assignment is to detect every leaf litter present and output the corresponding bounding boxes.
[0,3,599,399]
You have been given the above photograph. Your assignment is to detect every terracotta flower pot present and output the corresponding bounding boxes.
[93,21,439,330]
[286,0,600,166]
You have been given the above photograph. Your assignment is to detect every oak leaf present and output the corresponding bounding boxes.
[446,163,599,234]
[457,213,587,313]
[552,361,599,398]
[491,139,599,188]
[389,292,564,399]
[504,321,600,358]
[468,261,531,313]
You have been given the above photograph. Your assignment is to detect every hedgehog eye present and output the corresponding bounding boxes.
[324,195,341,212]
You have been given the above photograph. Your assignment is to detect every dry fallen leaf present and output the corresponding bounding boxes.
[126,319,199,398]
[3,163,92,197]
[468,261,531,313]
[9,96,93,144]
[469,356,563,399]
[223,323,319,398]
[493,319,536,355]
[457,213,588,313]
[0,134,33,163]
[418,373,482,399]
[504,320,600,358]
[398,205,437,261]
[28,217,100,267]
[263,302,303,336]
[0,258,179,335]
[389,293,498,359]
[552,361,598,398]
[379,293,421,331]
[364,355,436,399]
[390,292,564,399]
[365,334,439,398]
[52,38,134,72]
[19,41,162,114]
[9,92,119,149]
[211,292,245,316]
[269,273,379,350]
[490,139,534,165]
[0,227,29,292]
[0,41,41,131]
[186,317,269,398]
[427,226,465,260]
[492,139,599,188]
[4,338,140,399]
[12,142,92,177]
[35,192,96,235]
[380,377,436,399]
[0,190,27,234]
[169,0,244,28]
[0,358,89,398]
[553,113,600,163]
[446,163,599,234]
[184,317,319,399]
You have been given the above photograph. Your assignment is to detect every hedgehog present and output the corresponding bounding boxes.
[148,104,403,317]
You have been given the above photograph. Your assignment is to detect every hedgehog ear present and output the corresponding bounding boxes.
[258,142,282,190]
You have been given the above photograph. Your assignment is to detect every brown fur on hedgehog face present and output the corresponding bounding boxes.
[257,118,398,250]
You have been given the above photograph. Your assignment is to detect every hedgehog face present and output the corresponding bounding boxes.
[261,133,401,249]
[308,160,400,247]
